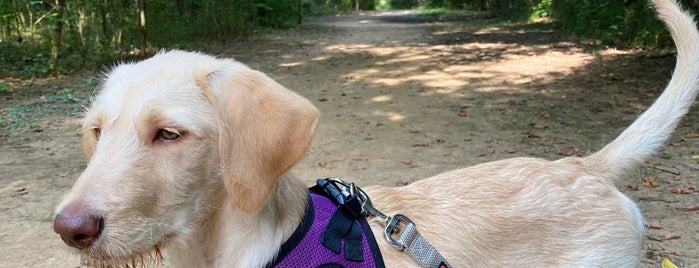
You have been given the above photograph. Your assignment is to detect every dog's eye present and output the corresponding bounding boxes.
[92,127,101,140]
[157,128,182,141]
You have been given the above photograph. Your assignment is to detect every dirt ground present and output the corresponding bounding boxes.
[1,11,698,268]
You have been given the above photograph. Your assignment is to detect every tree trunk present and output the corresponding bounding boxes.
[297,0,302,24]
[50,0,64,74]
[12,0,26,42]
[99,0,109,43]
[135,0,147,54]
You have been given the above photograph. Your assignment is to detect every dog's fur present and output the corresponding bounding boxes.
[54,0,699,266]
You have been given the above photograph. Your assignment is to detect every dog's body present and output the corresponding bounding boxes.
[53,0,699,267]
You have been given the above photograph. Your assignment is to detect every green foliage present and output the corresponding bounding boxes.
[0,0,694,79]
[1,0,308,78]
[0,81,8,93]
[552,0,671,47]
[377,0,688,48]
[389,0,421,9]
[417,7,453,15]
[530,0,552,19]
[257,0,302,28]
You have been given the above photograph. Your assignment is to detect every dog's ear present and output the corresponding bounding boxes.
[197,67,319,213]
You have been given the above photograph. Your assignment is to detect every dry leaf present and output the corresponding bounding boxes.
[526,131,541,139]
[458,110,467,117]
[626,184,639,191]
[685,132,699,139]
[504,146,518,154]
[479,148,495,157]
[539,112,551,120]
[558,146,582,157]
[676,205,699,212]
[668,185,694,194]
[643,176,659,188]
[646,222,663,229]
[657,233,681,241]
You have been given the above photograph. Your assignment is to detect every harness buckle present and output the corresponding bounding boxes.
[314,178,452,267]
[315,178,363,218]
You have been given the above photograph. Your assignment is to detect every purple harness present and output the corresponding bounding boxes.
[268,192,385,268]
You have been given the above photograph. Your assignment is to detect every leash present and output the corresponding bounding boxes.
[314,178,452,268]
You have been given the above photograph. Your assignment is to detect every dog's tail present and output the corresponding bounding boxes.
[584,0,699,180]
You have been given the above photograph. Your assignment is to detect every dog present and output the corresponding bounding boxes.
[53,0,699,266]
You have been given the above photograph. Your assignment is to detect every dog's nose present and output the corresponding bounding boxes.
[53,204,103,249]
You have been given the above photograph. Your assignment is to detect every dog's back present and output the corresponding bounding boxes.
[365,0,699,266]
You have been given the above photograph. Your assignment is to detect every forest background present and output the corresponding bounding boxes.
[1,0,698,79]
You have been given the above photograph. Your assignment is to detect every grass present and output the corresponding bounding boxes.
[0,87,93,129]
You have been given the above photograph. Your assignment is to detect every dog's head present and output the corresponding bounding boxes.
[53,50,319,266]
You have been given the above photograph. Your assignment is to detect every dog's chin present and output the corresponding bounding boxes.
[78,235,173,268]
[80,245,164,268]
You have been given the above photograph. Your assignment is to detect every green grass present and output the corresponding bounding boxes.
[0,87,93,129]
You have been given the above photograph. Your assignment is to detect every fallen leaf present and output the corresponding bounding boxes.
[685,132,699,139]
[668,185,694,194]
[676,205,699,212]
[504,146,518,154]
[526,131,541,139]
[558,146,582,157]
[401,160,417,168]
[657,233,681,241]
[626,184,639,191]
[478,148,495,157]
[458,110,467,117]
[395,179,410,186]
[643,176,659,188]
[539,112,551,120]
[646,222,663,229]
[663,196,680,203]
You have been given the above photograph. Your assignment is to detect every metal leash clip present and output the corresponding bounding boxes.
[354,186,391,225]
[318,178,452,268]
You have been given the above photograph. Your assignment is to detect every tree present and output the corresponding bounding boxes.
[135,0,147,54]
[50,0,64,73]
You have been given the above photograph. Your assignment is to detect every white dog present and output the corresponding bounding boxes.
[53,0,699,266]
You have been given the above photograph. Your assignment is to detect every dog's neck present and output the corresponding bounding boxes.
[168,174,308,267]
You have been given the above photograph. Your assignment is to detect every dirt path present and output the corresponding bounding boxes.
[1,11,698,267]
